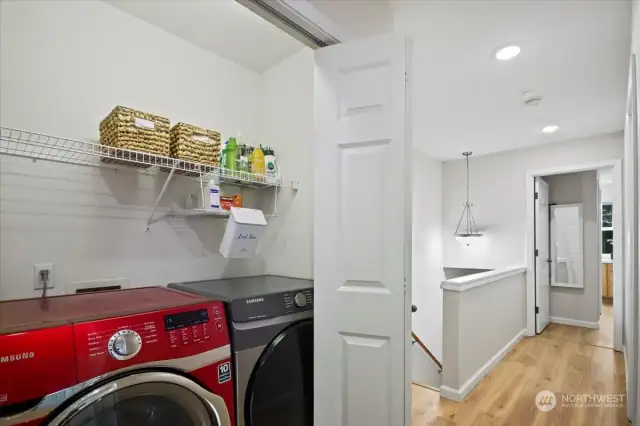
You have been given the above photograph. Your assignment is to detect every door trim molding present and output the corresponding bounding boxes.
[524,159,623,352]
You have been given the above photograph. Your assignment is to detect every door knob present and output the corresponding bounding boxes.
[411,305,417,313]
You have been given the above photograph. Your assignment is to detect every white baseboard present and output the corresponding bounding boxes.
[440,329,526,402]
[549,317,599,329]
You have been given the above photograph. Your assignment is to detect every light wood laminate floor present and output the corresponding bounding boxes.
[412,316,629,426]
[541,299,614,349]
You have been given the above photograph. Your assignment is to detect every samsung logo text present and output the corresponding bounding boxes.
[0,352,35,363]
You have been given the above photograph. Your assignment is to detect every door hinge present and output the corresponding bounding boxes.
[535,306,540,314]
[535,192,539,200]
[404,71,408,83]
[535,249,539,256]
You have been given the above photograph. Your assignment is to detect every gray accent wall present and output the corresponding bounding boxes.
[545,171,600,324]
[442,133,624,269]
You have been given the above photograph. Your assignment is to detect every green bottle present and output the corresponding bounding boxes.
[225,137,237,171]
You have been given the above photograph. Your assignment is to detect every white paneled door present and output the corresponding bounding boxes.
[314,35,411,426]
[535,177,551,333]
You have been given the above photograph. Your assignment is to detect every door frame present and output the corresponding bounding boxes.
[625,53,639,424]
[525,159,623,352]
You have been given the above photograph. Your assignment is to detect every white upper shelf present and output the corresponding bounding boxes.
[0,126,298,189]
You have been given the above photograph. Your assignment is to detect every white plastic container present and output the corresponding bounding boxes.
[219,207,267,258]
[208,178,221,210]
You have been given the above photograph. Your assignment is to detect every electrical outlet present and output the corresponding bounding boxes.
[33,263,54,290]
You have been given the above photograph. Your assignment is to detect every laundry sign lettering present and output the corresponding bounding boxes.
[237,233,257,240]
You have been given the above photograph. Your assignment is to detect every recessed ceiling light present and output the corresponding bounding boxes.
[542,125,559,134]
[495,45,521,61]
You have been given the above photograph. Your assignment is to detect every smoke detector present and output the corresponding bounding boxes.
[522,91,543,107]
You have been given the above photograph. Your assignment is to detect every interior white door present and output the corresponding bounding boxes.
[314,34,410,426]
[535,177,551,333]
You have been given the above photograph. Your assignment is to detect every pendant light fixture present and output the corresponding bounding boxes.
[455,152,483,245]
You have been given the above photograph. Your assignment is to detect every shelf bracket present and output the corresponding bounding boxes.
[146,166,176,230]
[272,185,279,217]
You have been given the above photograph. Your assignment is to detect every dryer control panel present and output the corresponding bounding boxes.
[229,288,314,322]
[73,301,229,382]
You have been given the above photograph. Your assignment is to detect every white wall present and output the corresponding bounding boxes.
[546,172,600,325]
[440,269,526,401]
[442,133,624,269]
[0,0,261,146]
[599,167,615,203]
[258,48,314,279]
[0,0,266,300]
[411,150,444,386]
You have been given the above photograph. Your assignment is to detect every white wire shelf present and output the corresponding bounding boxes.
[0,126,297,189]
[169,208,230,218]
[1,126,295,230]
[153,208,275,225]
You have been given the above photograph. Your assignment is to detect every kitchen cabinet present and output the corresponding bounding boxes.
[602,263,614,299]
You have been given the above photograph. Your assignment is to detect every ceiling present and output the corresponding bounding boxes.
[393,0,632,160]
[106,0,631,160]
[105,0,303,73]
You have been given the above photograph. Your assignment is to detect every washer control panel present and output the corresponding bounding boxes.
[108,329,142,360]
[73,301,229,382]
[230,288,313,322]
[294,292,308,308]
[164,307,225,348]
[284,289,313,311]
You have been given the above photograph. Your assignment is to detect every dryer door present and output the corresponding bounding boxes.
[245,319,313,426]
[46,372,231,426]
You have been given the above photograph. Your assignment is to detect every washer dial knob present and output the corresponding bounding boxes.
[108,330,142,360]
[294,292,308,308]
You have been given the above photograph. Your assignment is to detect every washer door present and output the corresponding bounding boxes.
[46,372,231,426]
[245,319,313,426]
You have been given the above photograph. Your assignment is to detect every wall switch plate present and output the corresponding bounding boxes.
[33,263,54,289]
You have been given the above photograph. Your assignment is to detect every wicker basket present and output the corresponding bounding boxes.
[99,106,170,157]
[170,122,221,166]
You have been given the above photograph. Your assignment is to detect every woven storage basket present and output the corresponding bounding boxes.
[170,122,221,166]
[99,106,170,157]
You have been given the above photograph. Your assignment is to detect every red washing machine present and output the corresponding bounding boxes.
[0,287,235,426]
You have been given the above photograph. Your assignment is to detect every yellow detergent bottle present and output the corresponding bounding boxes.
[251,145,265,176]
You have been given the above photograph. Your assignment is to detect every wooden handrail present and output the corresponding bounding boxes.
[412,332,443,372]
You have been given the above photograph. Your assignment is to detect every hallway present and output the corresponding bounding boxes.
[412,320,629,425]
[541,299,614,349]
